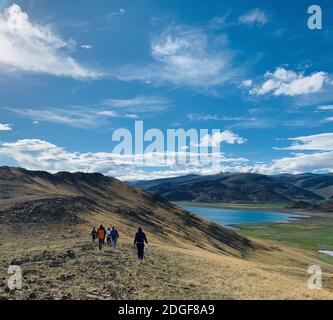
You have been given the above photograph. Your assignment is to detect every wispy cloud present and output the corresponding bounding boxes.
[318,104,333,122]
[8,107,102,128]
[277,133,333,151]
[80,44,93,50]
[210,8,269,30]
[209,14,230,30]
[0,123,12,131]
[0,4,101,79]
[117,24,240,90]
[238,9,269,27]
[8,96,172,128]
[318,105,333,111]
[107,8,127,20]
[102,95,171,113]
[187,113,256,122]
[240,79,253,87]
[187,113,274,129]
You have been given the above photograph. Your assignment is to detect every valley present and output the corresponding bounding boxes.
[1,167,333,300]
[130,173,333,211]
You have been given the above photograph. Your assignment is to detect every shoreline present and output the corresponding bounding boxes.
[172,201,314,216]
[174,201,312,228]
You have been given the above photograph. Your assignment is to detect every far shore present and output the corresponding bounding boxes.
[172,201,317,216]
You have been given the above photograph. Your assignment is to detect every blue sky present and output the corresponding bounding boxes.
[0,0,333,180]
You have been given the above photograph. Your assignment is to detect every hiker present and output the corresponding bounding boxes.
[106,228,111,245]
[97,225,106,251]
[110,226,119,248]
[91,227,97,242]
[134,227,148,260]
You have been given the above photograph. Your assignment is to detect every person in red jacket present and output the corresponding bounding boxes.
[97,225,106,251]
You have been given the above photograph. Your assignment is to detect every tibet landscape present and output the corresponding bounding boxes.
[1,166,333,300]
[0,0,333,304]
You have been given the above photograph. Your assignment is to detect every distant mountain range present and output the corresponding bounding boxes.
[129,173,333,210]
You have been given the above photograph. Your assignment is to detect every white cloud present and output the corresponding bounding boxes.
[0,123,12,130]
[199,130,246,147]
[0,4,101,79]
[278,133,333,151]
[8,96,172,127]
[210,9,268,31]
[102,95,171,113]
[9,107,102,128]
[187,113,271,129]
[249,67,328,96]
[209,15,229,30]
[253,133,333,174]
[117,25,238,89]
[2,132,332,179]
[80,44,92,50]
[238,9,268,27]
[119,8,126,15]
[254,151,333,174]
[0,138,247,180]
[8,106,129,127]
[240,79,253,87]
[187,114,256,122]
[318,105,333,111]
[107,8,127,21]
[318,103,333,122]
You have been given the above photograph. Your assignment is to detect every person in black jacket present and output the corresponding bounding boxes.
[134,227,148,260]
[91,227,97,242]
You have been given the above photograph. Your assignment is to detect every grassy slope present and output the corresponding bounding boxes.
[238,215,333,265]
[0,168,253,258]
[1,224,333,300]
[173,201,287,211]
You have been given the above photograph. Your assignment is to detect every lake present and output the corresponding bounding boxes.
[181,205,306,226]
[318,250,333,257]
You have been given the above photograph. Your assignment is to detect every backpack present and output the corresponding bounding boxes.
[97,229,105,240]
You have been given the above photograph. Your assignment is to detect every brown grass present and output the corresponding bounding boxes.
[1,224,333,300]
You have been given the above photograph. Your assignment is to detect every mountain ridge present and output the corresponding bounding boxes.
[0,166,254,257]
[129,172,333,210]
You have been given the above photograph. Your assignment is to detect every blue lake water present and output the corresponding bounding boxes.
[181,205,306,226]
